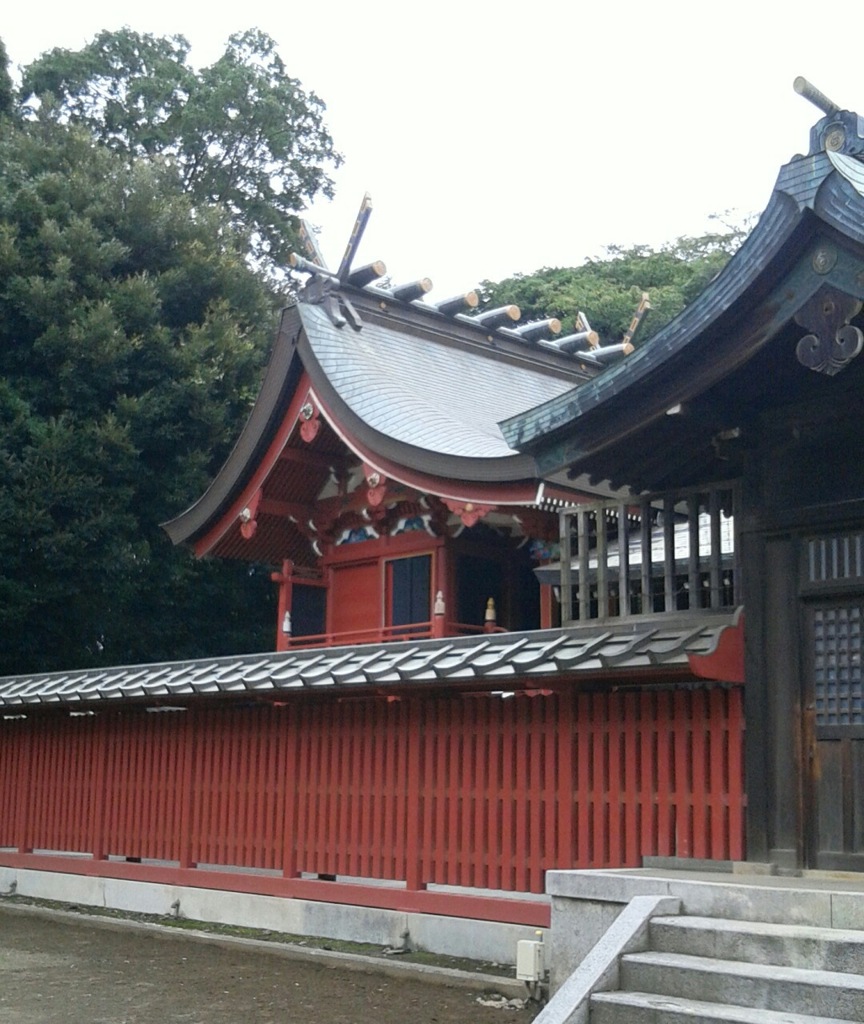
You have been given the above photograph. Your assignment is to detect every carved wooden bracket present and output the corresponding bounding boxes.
[363,464,388,507]
[239,488,263,540]
[795,286,864,376]
[299,399,321,442]
[442,498,495,528]
[513,508,558,543]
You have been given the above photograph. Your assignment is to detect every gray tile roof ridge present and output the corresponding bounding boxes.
[0,616,737,709]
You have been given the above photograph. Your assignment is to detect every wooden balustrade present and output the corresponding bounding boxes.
[559,483,740,625]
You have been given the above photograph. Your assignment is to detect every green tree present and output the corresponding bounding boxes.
[21,28,342,275]
[479,224,747,347]
[0,113,278,674]
[0,39,12,117]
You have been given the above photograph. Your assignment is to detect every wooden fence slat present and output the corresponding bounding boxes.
[623,690,640,865]
[728,686,746,860]
[557,692,574,871]
[0,682,746,895]
[691,690,708,858]
[500,699,515,890]
[486,700,502,890]
[576,693,592,865]
[656,691,674,857]
[674,690,692,858]
[460,701,476,888]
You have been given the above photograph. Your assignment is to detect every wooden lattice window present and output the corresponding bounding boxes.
[805,532,864,588]
[812,603,864,727]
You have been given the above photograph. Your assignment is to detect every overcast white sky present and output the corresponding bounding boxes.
[3,1,862,297]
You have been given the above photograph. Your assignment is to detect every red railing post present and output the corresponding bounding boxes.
[270,559,294,652]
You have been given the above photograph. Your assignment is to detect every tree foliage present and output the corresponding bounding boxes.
[0,28,345,674]
[0,97,283,674]
[0,39,12,117]
[20,28,342,275]
[479,225,748,346]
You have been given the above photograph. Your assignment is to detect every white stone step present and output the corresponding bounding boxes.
[650,915,864,973]
[591,989,858,1024]
[620,950,864,1020]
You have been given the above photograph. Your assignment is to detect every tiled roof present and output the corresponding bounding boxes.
[298,300,582,460]
[498,189,799,455]
[0,620,736,709]
[500,121,864,463]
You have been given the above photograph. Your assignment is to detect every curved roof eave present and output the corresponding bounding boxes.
[296,328,540,486]
[502,131,864,475]
[162,318,303,547]
[499,187,807,462]
[294,300,582,476]
[163,299,573,551]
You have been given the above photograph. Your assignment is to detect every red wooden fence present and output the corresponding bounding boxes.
[0,683,744,924]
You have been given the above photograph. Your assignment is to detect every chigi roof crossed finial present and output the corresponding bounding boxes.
[287,194,651,367]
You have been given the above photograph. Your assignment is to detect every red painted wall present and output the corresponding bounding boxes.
[0,684,744,901]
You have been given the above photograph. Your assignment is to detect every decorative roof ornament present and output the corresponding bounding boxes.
[289,194,634,371]
[789,80,864,374]
[793,76,841,118]
[289,193,385,329]
[795,285,863,376]
[794,76,864,159]
[827,149,864,197]
[546,293,651,363]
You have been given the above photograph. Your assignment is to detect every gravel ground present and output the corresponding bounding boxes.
[0,906,539,1023]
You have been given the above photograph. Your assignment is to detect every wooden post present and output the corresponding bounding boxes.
[15,723,34,854]
[270,559,294,651]
[560,508,573,625]
[178,714,197,869]
[539,584,555,629]
[434,547,449,635]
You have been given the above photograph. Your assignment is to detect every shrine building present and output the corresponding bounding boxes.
[3,82,862,956]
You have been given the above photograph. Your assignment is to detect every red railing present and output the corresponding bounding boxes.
[287,619,508,648]
[0,684,744,923]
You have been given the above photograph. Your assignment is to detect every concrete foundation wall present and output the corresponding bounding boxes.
[0,865,536,965]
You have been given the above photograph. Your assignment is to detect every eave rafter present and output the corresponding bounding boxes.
[277,444,351,474]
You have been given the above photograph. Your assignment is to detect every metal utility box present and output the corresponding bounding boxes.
[515,938,545,982]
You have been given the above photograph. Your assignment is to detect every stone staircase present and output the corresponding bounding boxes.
[590,914,864,1023]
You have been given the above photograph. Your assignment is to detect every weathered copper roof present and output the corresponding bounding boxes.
[0,619,735,709]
